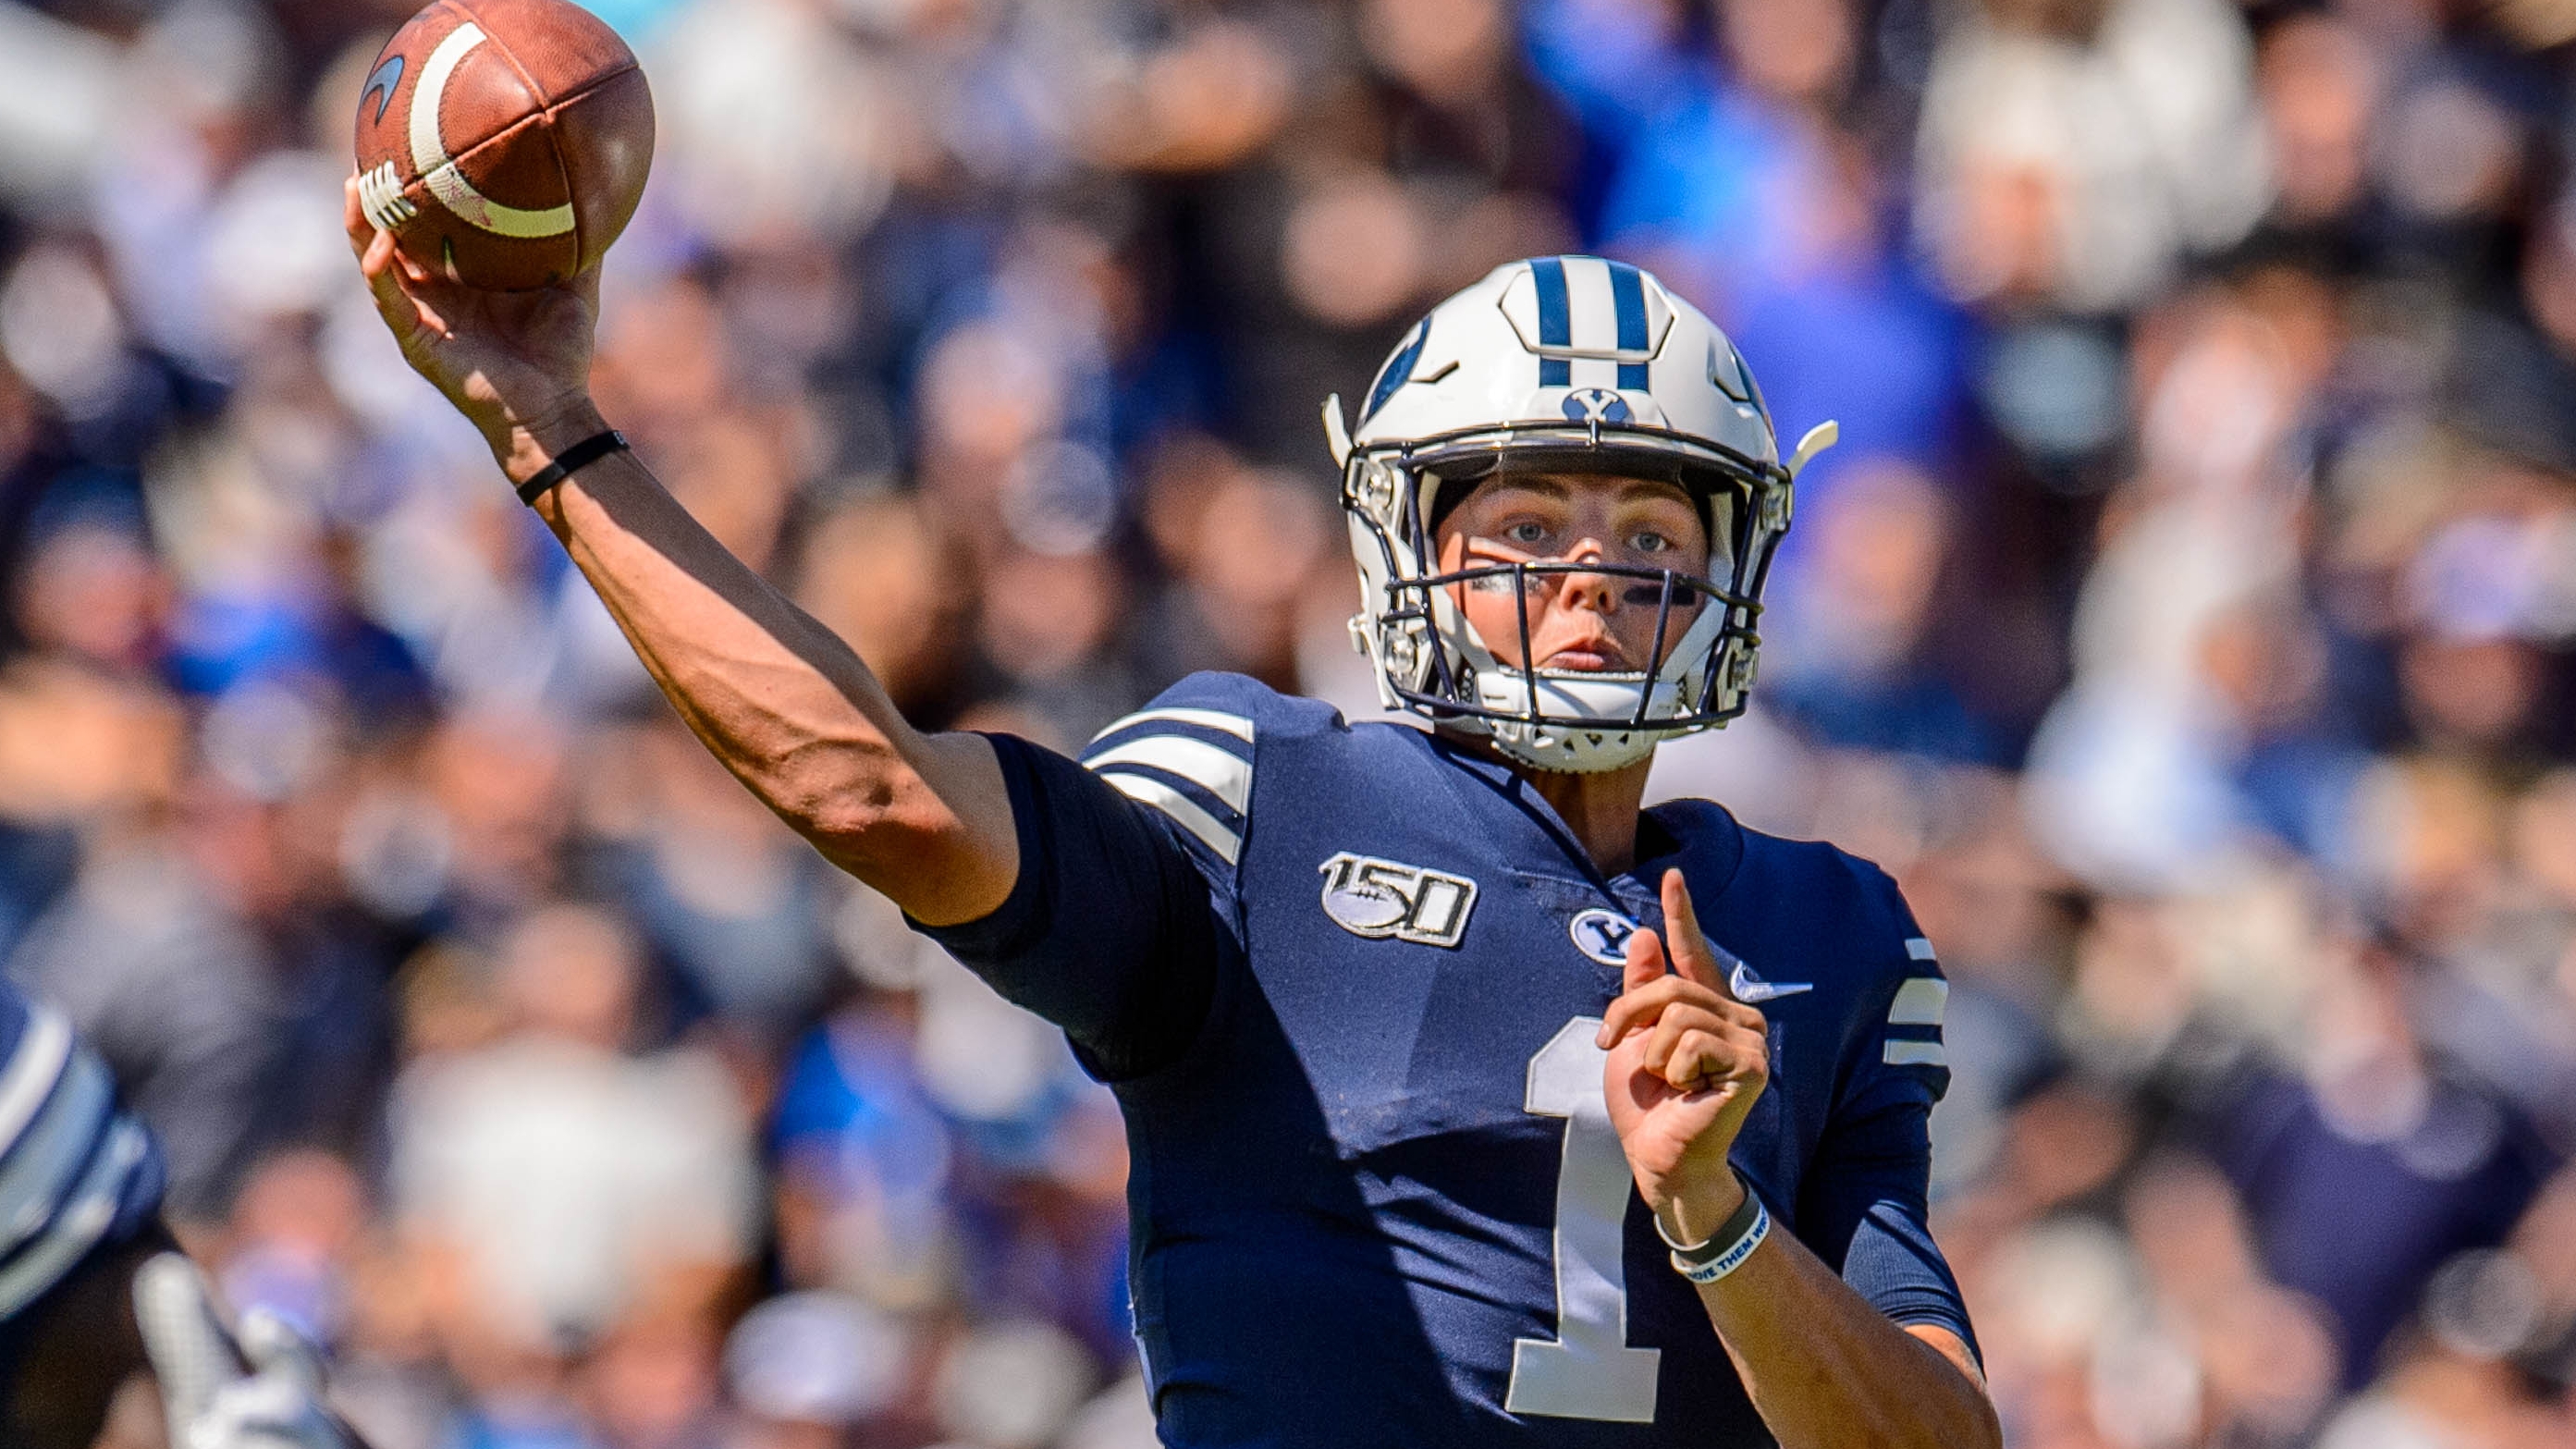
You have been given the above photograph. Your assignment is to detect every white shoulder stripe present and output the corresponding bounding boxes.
[1097,770,1243,865]
[1086,735,1252,815]
[1883,1040,1948,1068]
[1090,706,1256,744]
[1888,977,1949,1027]
[1905,937,1937,961]
[0,1011,73,1151]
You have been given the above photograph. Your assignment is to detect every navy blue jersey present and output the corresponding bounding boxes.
[920,672,1969,1447]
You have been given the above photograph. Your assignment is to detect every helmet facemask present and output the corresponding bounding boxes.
[1342,422,1797,773]
[1328,255,1836,773]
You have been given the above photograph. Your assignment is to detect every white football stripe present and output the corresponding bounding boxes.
[411,23,578,240]
[0,1011,72,1152]
[1888,977,1949,1027]
[1086,735,1251,814]
[1090,707,1256,744]
[1883,1040,1948,1068]
[1905,937,1937,961]
[1097,770,1242,864]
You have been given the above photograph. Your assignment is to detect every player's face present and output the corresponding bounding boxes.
[1433,473,1710,673]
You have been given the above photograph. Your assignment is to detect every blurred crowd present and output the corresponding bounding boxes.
[0,0,2573,1445]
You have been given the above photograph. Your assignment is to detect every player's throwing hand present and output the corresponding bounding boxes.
[342,174,605,477]
[1597,869,1770,1246]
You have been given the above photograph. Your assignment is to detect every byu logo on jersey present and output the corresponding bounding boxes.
[1567,908,1638,966]
[1561,388,1634,424]
[1319,853,1478,948]
[1568,908,1816,999]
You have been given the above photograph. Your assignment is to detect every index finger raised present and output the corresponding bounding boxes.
[1660,868,1728,996]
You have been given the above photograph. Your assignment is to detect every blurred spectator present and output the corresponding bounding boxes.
[1766,457,2003,764]
[7,819,276,1215]
[390,904,756,1357]
[1914,0,2269,316]
[584,718,841,1039]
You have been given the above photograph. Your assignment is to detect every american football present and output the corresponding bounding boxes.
[352,0,653,291]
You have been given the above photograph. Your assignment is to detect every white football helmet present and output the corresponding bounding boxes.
[1326,256,1838,773]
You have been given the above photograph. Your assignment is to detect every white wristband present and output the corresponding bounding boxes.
[1667,1190,1770,1285]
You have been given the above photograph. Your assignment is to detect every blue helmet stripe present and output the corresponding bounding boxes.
[1363,318,1429,423]
[1608,261,1650,391]
[1532,257,1571,387]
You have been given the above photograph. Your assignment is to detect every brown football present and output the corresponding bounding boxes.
[353,0,654,291]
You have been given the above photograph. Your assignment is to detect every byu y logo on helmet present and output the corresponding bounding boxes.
[1561,388,1634,424]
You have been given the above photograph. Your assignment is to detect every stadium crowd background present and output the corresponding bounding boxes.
[0,0,2573,1444]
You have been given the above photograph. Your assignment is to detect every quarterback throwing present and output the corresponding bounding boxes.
[349,168,1998,1447]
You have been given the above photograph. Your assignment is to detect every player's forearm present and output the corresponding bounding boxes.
[509,406,1017,923]
[1679,1201,1997,1449]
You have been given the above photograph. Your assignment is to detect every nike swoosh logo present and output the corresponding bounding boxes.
[1729,964,1812,1002]
[361,55,404,127]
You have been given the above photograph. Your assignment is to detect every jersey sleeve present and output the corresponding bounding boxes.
[1797,864,1978,1358]
[907,676,1261,1082]
[0,992,169,1321]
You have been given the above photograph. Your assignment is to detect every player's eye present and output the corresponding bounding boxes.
[1629,529,1674,554]
[1502,521,1552,548]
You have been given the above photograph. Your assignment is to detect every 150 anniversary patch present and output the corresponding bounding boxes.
[1319,853,1478,948]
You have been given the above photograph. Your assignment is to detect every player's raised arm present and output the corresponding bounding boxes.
[1603,870,2001,1449]
[342,181,1015,926]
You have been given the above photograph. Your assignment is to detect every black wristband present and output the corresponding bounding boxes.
[515,428,629,505]
[1654,1170,1764,1263]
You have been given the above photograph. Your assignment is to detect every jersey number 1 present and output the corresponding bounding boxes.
[1506,1017,1662,1422]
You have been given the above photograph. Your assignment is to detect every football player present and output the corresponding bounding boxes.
[351,172,1998,1445]
[0,982,365,1449]
[0,985,170,1449]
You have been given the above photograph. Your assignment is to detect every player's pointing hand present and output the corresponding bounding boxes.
[1599,869,1770,1246]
